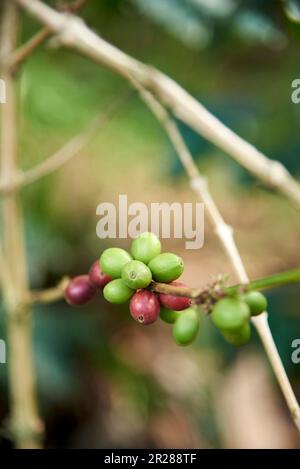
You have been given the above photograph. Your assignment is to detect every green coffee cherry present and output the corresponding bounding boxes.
[100,248,132,279]
[148,253,184,283]
[121,260,152,289]
[172,308,200,346]
[211,298,250,331]
[103,279,134,304]
[131,232,161,264]
[160,307,181,324]
[242,291,267,316]
[222,322,251,346]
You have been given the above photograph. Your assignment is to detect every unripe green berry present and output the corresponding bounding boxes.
[131,232,161,264]
[160,307,181,324]
[211,298,250,331]
[221,322,251,346]
[121,260,152,289]
[172,308,200,346]
[100,248,132,279]
[103,279,134,304]
[148,253,184,283]
[242,291,267,316]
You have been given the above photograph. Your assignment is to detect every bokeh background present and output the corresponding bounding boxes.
[1,0,300,448]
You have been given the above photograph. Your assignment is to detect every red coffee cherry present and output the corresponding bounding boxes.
[65,275,97,306]
[130,290,160,325]
[159,281,191,311]
[89,261,112,289]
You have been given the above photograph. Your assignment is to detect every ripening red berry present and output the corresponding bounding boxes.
[89,261,112,289]
[130,290,160,325]
[65,275,97,306]
[158,281,191,311]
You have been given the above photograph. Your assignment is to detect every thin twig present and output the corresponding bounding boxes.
[30,276,70,303]
[0,0,43,448]
[9,27,51,71]
[154,267,300,299]
[0,241,12,294]
[15,0,300,210]
[9,0,88,71]
[133,85,300,431]
[134,81,249,280]
[0,88,133,195]
[227,267,300,295]
[30,268,300,305]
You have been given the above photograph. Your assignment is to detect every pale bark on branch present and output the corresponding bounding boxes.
[0,0,43,448]
[133,85,300,432]
[0,88,132,195]
[15,0,300,210]
[9,0,88,71]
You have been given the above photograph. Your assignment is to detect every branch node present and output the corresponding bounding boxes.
[268,160,289,187]
[215,223,233,240]
[51,13,84,47]
[190,175,208,193]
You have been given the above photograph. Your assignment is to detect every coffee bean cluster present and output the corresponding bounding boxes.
[211,291,267,345]
[64,232,267,347]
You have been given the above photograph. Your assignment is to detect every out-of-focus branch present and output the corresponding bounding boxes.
[30,276,70,303]
[0,88,132,195]
[0,0,43,448]
[9,0,88,71]
[0,242,12,294]
[29,269,300,305]
[133,81,248,281]
[15,0,300,210]
[9,26,51,71]
[282,0,300,23]
[131,84,300,432]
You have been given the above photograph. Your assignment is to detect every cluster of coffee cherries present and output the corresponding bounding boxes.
[64,232,267,347]
[64,232,199,346]
[210,290,268,345]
